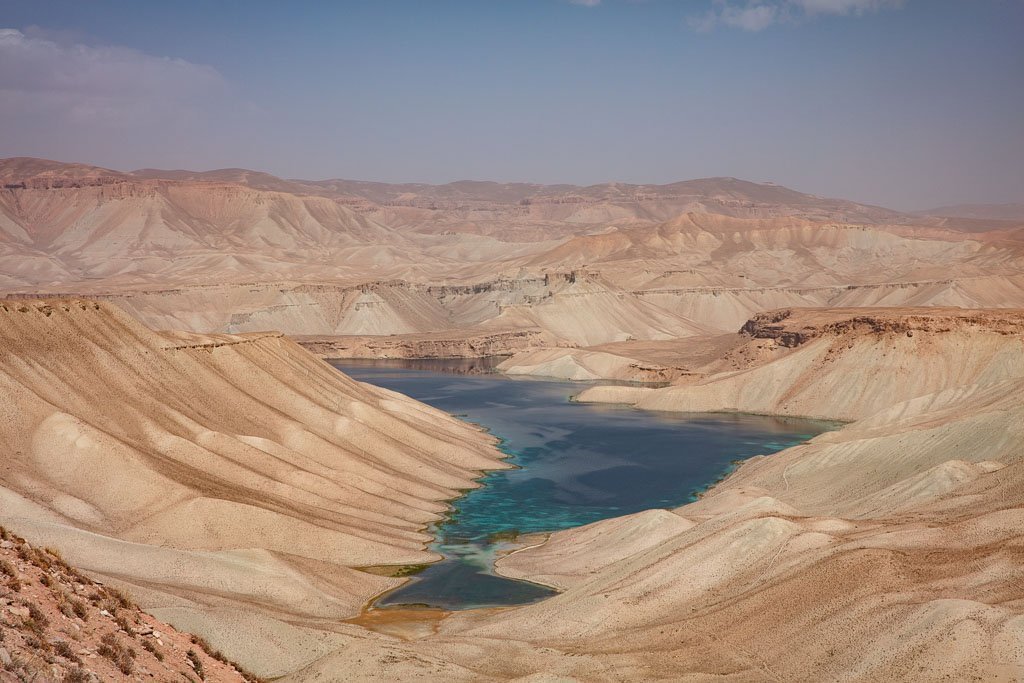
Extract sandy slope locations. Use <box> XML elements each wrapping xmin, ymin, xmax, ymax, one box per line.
<box><xmin>411</xmin><ymin>310</ymin><xmax>1024</xmax><ymax>682</ymax></box>
<box><xmin>0</xmin><ymin>299</ymin><xmax>506</xmax><ymax>677</ymax></box>
<box><xmin>0</xmin><ymin>305</ymin><xmax>1020</xmax><ymax>680</ymax></box>
<box><xmin>4</xmin><ymin>158</ymin><xmax>1024</xmax><ymax>346</ymax></box>
<box><xmin>496</xmin><ymin>347</ymin><xmax>689</xmax><ymax>382</ymax></box>
<box><xmin>3</xmin><ymin>157</ymin><xmax>1024</xmax><ymax>680</ymax></box>
<box><xmin>577</xmin><ymin>307</ymin><xmax>1024</xmax><ymax>420</ymax></box>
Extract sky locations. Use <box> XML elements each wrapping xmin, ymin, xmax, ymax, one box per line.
<box><xmin>0</xmin><ymin>0</ymin><xmax>1021</xmax><ymax>210</ymax></box>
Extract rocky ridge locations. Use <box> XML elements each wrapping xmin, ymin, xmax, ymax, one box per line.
<box><xmin>0</xmin><ymin>525</ymin><xmax>251</xmax><ymax>683</ymax></box>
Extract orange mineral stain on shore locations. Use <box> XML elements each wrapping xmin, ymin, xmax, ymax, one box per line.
<box><xmin>346</xmin><ymin>607</ymin><xmax>450</xmax><ymax>640</ymax></box>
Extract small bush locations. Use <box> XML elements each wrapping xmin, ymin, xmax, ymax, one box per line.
<box><xmin>106</xmin><ymin>587</ymin><xmax>133</xmax><ymax>610</ymax></box>
<box><xmin>114</xmin><ymin>613</ymin><xmax>135</xmax><ymax>636</ymax></box>
<box><xmin>190</xmin><ymin>634</ymin><xmax>228</xmax><ymax>663</ymax></box>
<box><xmin>0</xmin><ymin>559</ymin><xmax>16</xmax><ymax>577</ymax></box>
<box><xmin>4</xmin><ymin>653</ymin><xmax>24</xmax><ymax>673</ymax></box>
<box><xmin>239</xmin><ymin>667</ymin><xmax>268</xmax><ymax>683</ymax></box>
<box><xmin>22</xmin><ymin>633</ymin><xmax>49</xmax><ymax>652</ymax></box>
<box><xmin>186</xmin><ymin>649</ymin><xmax>205</xmax><ymax>680</ymax></box>
<box><xmin>26</xmin><ymin>602</ymin><xmax>49</xmax><ymax>628</ymax></box>
<box><xmin>56</xmin><ymin>593</ymin><xmax>74</xmax><ymax>619</ymax></box>
<box><xmin>63</xmin><ymin>667</ymin><xmax>91</xmax><ymax>683</ymax></box>
<box><xmin>68</xmin><ymin>568</ymin><xmax>92</xmax><ymax>585</ymax></box>
<box><xmin>70</xmin><ymin>598</ymin><xmax>88</xmax><ymax>620</ymax></box>
<box><xmin>98</xmin><ymin>632</ymin><xmax>135</xmax><ymax>675</ymax></box>
<box><xmin>54</xmin><ymin>640</ymin><xmax>83</xmax><ymax>665</ymax></box>
<box><xmin>29</xmin><ymin>548</ymin><xmax>52</xmax><ymax>570</ymax></box>
<box><xmin>141</xmin><ymin>637</ymin><xmax>164</xmax><ymax>662</ymax></box>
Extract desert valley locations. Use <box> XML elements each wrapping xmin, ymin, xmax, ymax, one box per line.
<box><xmin>1</xmin><ymin>2</ymin><xmax>1023</xmax><ymax>680</ymax></box>
<box><xmin>0</xmin><ymin>155</ymin><xmax>1022</xmax><ymax>681</ymax></box>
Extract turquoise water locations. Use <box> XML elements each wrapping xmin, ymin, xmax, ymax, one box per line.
<box><xmin>333</xmin><ymin>359</ymin><xmax>835</xmax><ymax>610</ymax></box>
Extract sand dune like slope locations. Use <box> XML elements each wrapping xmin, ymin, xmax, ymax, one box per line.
<box><xmin>398</xmin><ymin>311</ymin><xmax>1024</xmax><ymax>682</ymax></box>
<box><xmin>578</xmin><ymin>307</ymin><xmax>1024</xmax><ymax>420</ymax></box>
<box><xmin>0</xmin><ymin>299</ymin><xmax>506</xmax><ymax>676</ymax></box>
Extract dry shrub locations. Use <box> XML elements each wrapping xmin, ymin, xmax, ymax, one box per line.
<box><xmin>191</xmin><ymin>634</ymin><xmax>228</xmax><ymax>663</ymax></box>
<box><xmin>141</xmin><ymin>637</ymin><xmax>165</xmax><ymax>662</ymax></box>
<box><xmin>70</xmin><ymin>598</ymin><xmax>89</xmax><ymax>620</ymax></box>
<box><xmin>186</xmin><ymin>649</ymin><xmax>205</xmax><ymax>680</ymax></box>
<box><xmin>114</xmin><ymin>613</ymin><xmax>135</xmax><ymax>636</ymax></box>
<box><xmin>26</xmin><ymin>601</ymin><xmax>49</xmax><ymax>628</ymax></box>
<box><xmin>1</xmin><ymin>559</ymin><xmax>22</xmax><ymax>592</ymax></box>
<box><xmin>54</xmin><ymin>640</ymin><xmax>83</xmax><ymax>665</ymax></box>
<box><xmin>63</xmin><ymin>667</ymin><xmax>91</xmax><ymax>683</ymax></box>
<box><xmin>97</xmin><ymin>632</ymin><xmax>135</xmax><ymax>675</ymax></box>
<box><xmin>106</xmin><ymin>587</ymin><xmax>134</xmax><ymax>610</ymax></box>
<box><xmin>29</xmin><ymin>548</ymin><xmax>52</xmax><ymax>570</ymax></box>
<box><xmin>20</xmin><ymin>600</ymin><xmax>49</xmax><ymax>634</ymax></box>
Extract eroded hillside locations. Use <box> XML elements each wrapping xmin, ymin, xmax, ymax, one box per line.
<box><xmin>3</xmin><ymin>158</ymin><xmax>1024</xmax><ymax>346</ymax></box>
<box><xmin>0</xmin><ymin>299</ymin><xmax>506</xmax><ymax>678</ymax></box>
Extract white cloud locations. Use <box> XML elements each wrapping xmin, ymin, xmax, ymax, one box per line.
<box><xmin>794</xmin><ymin>0</ymin><xmax>903</xmax><ymax>15</ymax></box>
<box><xmin>0</xmin><ymin>28</ymin><xmax>225</xmax><ymax>126</ymax></box>
<box><xmin>720</xmin><ymin>4</ymin><xmax>779</xmax><ymax>30</ymax></box>
<box><xmin>691</xmin><ymin>0</ymin><xmax>902</xmax><ymax>32</ymax></box>
<box><xmin>569</xmin><ymin>0</ymin><xmax>601</xmax><ymax>6</ymax></box>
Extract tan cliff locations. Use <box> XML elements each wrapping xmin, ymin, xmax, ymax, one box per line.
<box><xmin>576</xmin><ymin>307</ymin><xmax>1024</xmax><ymax>420</ymax></box>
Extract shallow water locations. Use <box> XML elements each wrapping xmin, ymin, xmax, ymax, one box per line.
<box><xmin>333</xmin><ymin>359</ymin><xmax>835</xmax><ymax>610</ymax></box>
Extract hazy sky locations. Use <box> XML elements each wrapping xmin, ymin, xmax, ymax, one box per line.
<box><xmin>0</xmin><ymin>0</ymin><xmax>1021</xmax><ymax>209</ymax></box>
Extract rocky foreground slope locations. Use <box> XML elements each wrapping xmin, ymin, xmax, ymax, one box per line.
<box><xmin>0</xmin><ymin>526</ymin><xmax>251</xmax><ymax>682</ymax></box>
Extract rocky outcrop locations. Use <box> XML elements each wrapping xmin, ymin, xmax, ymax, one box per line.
<box><xmin>0</xmin><ymin>525</ymin><xmax>251</xmax><ymax>682</ymax></box>
<box><xmin>579</xmin><ymin>307</ymin><xmax>1024</xmax><ymax>420</ymax></box>
<box><xmin>298</xmin><ymin>328</ymin><xmax>560</xmax><ymax>359</ymax></box>
<box><xmin>740</xmin><ymin>306</ymin><xmax>1024</xmax><ymax>347</ymax></box>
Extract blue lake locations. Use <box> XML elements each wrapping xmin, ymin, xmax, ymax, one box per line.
<box><xmin>332</xmin><ymin>359</ymin><xmax>836</xmax><ymax>611</ymax></box>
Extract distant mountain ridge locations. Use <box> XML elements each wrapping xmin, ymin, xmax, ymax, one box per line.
<box><xmin>2</xmin><ymin>156</ymin><xmax>1023</xmax><ymax>343</ymax></box>
<box><xmin>3</xmin><ymin>156</ymin><xmax>899</xmax><ymax>222</ymax></box>
<box><xmin>918</xmin><ymin>203</ymin><xmax>1024</xmax><ymax>222</ymax></box>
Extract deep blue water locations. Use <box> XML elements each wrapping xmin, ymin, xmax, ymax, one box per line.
<box><xmin>332</xmin><ymin>359</ymin><xmax>835</xmax><ymax>610</ymax></box>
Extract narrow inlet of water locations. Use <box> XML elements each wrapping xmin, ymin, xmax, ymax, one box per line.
<box><xmin>332</xmin><ymin>359</ymin><xmax>837</xmax><ymax>611</ymax></box>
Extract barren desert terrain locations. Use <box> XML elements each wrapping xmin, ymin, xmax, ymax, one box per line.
<box><xmin>1</xmin><ymin>158</ymin><xmax>1023</xmax><ymax>681</ymax></box>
